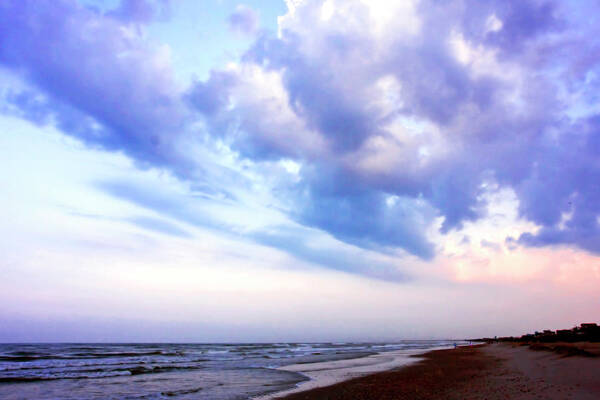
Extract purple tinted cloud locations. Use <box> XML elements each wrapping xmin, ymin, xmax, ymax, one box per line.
<box><xmin>0</xmin><ymin>0</ymin><xmax>187</xmax><ymax>172</ymax></box>
<box><xmin>97</xmin><ymin>179</ymin><xmax>409</xmax><ymax>281</ymax></box>
<box><xmin>191</xmin><ymin>0</ymin><xmax>600</xmax><ymax>257</ymax></box>
<box><xmin>3</xmin><ymin>0</ymin><xmax>600</xmax><ymax>265</ymax></box>
<box><xmin>228</xmin><ymin>5</ymin><xmax>259</xmax><ymax>36</ymax></box>
<box><xmin>127</xmin><ymin>216</ymin><xmax>193</xmax><ymax>238</ymax></box>
<box><xmin>293</xmin><ymin>163</ymin><xmax>437</xmax><ymax>259</ymax></box>
<box><xmin>483</xmin><ymin>1</ymin><xmax>563</xmax><ymax>53</ymax></box>
<box><xmin>108</xmin><ymin>0</ymin><xmax>172</xmax><ymax>23</ymax></box>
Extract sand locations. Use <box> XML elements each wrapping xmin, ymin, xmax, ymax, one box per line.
<box><xmin>481</xmin><ymin>343</ymin><xmax>600</xmax><ymax>399</ymax></box>
<box><xmin>264</xmin><ymin>343</ymin><xmax>600</xmax><ymax>399</ymax></box>
<box><xmin>254</xmin><ymin>347</ymin><xmax>451</xmax><ymax>399</ymax></box>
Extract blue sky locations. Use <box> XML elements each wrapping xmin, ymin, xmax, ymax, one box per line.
<box><xmin>1</xmin><ymin>0</ymin><xmax>600</xmax><ymax>342</ymax></box>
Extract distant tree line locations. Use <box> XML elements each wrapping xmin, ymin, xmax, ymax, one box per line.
<box><xmin>476</xmin><ymin>323</ymin><xmax>600</xmax><ymax>343</ymax></box>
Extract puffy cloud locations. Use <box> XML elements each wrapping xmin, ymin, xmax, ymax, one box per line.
<box><xmin>3</xmin><ymin>0</ymin><xmax>600</xmax><ymax>265</ymax></box>
<box><xmin>188</xmin><ymin>63</ymin><xmax>328</xmax><ymax>160</ymax></box>
<box><xmin>190</xmin><ymin>0</ymin><xmax>600</xmax><ymax>258</ymax></box>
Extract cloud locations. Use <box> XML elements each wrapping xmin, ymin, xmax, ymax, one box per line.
<box><xmin>108</xmin><ymin>0</ymin><xmax>172</xmax><ymax>23</ymax></box>
<box><xmin>96</xmin><ymin>180</ymin><xmax>226</xmax><ymax>232</ymax></box>
<box><xmin>3</xmin><ymin>0</ymin><xmax>600</xmax><ymax>265</ymax></box>
<box><xmin>248</xmin><ymin>227</ymin><xmax>410</xmax><ymax>281</ymax></box>
<box><xmin>228</xmin><ymin>5</ymin><xmax>260</xmax><ymax>36</ymax></box>
<box><xmin>0</xmin><ymin>0</ymin><xmax>188</xmax><ymax>174</ymax></box>
<box><xmin>293</xmin><ymin>163</ymin><xmax>437</xmax><ymax>259</ymax></box>
<box><xmin>96</xmin><ymin>179</ymin><xmax>410</xmax><ymax>281</ymax></box>
<box><xmin>483</xmin><ymin>1</ymin><xmax>563</xmax><ymax>53</ymax></box>
<box><xmin>189</xmin><ymin>0</ymin><xmax>600</xmax><ymax>258</ymax></box>
<box><xmin>127</xmin><ymin>216</ymin><xmax>193</xmax><ymax>238</ymax></box>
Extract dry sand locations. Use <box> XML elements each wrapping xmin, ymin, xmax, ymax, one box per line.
<box><xmin>266</xmin><ymin>343</ymin><xmax>600</xmax><ymax>399</ymax></box>
<box><xmin>480</xmin><ymin>343</ymin><xmax>600</xmax><ymax>399</ymax></box>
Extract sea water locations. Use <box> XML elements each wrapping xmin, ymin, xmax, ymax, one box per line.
<box><xmin>0</xmin><ymin>341</ymin><xmax>455</xmax><ymax>399</ymax></box>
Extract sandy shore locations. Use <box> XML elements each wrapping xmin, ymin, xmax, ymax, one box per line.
<box><xmin>266</xmin><ymin>343</ymin><xmax>600</xmax><ymax>399</ymax></box>
<box><xmin>254</xmin><ymin>347</ymin><xmax>451</xmax><ymax>399</ymax></box>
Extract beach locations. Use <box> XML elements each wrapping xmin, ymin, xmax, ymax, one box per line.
<box><xmin>255</xmin><ymin>346</ymin><xmax>451</xmax><ymax>399</ymax></box>
<box><xmin>0</xmin><ymin>342</ymin><xmax>453</xmax><ymax>399</ymax></box>
<box><xmin>268</xmin><ymin>343</ymin><xmax>600</xmax><ymax>399</ymax></box>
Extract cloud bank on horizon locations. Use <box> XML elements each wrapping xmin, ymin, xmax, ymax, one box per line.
<box><xmin>1</xmin><ymin>0</ymin><xmax>600</xmax><ymax>279</ymax></box>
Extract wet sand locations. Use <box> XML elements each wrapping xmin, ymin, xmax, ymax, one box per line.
<box><xmin>270</xmin><ymin>343</ymin><xmax>600</xmax><ymax>399</ymax></box>
<box><xmin>255</xmin><ymin>347</ymin><xmax>448</xmax><ymax>399</ymax></box>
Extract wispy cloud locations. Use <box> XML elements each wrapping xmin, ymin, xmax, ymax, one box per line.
<box><xmin>96</xmin><ymin>179</ymin><xmax>410</xmax><ymax>281</ymax></box>
<box><xmin>2</xmin><ymin>0</ymin><xmax>600</xmax><ymax>266</ymax></box>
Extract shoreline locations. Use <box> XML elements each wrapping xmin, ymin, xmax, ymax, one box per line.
<box><xmin>264</xmin><ymin>343</ymin><xmax>600</xmax><ymax>400</ymax></box>
<box><xmin>255</xmin><ymin>345</ymin><xmax>454</xmax><ymax>399</ymax></box>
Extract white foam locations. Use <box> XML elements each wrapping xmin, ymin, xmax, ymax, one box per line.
<box><xmin>254</xmin><ymin>346</ymin><xmax>451</xmax><ymax>399</ymax></box>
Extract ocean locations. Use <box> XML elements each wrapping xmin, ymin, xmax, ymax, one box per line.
<box><xmin>0</xmin><ymin>341</ymin><xmax>455</xmax><ymax>399</ymax></box>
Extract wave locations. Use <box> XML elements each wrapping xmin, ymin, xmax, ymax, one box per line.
<box><xmin>0</xmin><ymin>351</ymin><xmax>184</xmax><ymax>362</ymax></box>
<box><xmin>161</xmin><ymin>387</ymin><xmax>203</xmax><ymax>396</ymax></box>
<box><xmin>0</xmin><ymin>376</ymin><xmax>60</xmax><ymax>383</ymax></box>
<box><xmin>0</xmin><ymin>364</ymin><xmax>206</xmax><ymax>384</ymax></box>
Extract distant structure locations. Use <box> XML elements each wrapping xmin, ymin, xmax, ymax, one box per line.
<box><xmin>476</xmin><ymin>323</ymin><xmax>600</xmax><ymax>343</ymax></box>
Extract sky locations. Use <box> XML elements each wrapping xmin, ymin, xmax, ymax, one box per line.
<box><xmin>1</xmin><ymin>0</ymin><xmax>599</xmax><ymax>342</ymax></box>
